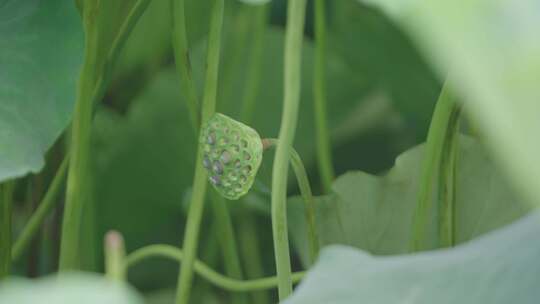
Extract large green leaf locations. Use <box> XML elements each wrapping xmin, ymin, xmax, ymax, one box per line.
<box><xmin>0</xmin><ymin>273</ymin><xmax>143</xmax><ymax>304</ymax></box>
<box><xmin>289</xmin><ymin>136</ymin><xmax>530</xmax><ymax>265</ymax></box>
<box><xmin>0</xmin><ymin>0</ymin><xmax>83</xmax><ymax>181</ymax></box>
<box><xmin>286</xmin><ymin>211</ymin><xmax>540</xmax><ymax>304</ymax></box>
<box><xmin>358</xmin><ymin>0</ymin><xmax>540</xmax><ymax>206</ymax></box>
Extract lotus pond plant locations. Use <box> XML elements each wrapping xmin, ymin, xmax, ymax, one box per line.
<box><xmin>0</xmin><ymin>0</ymin><xmax>539</xmax><ymax>303</ymax></box>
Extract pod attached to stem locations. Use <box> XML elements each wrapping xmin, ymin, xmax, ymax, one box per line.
<box><xmin>200</xmin><ymin>113</ymin><xmax>263</xmax><ymax>200</ymax></box>
<box><xmin>199</xmin><ymin>113</ymin><xmax>319</xmax><ymax>262</ymax></box>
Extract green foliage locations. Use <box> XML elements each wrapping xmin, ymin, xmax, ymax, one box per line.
<box><xmin>0</xmin><ymin>273</ymin><xmax>143</xmax><ymax>304</ymax></box>
<box><xmin>207</xmin><ymin>26</ymin><xmax>369</xmax><ymax>184</ymax></box>
<box><xmin>330</xmin><ymin>0</ymin><xmax>441</xmax><ymax>138</ymax></box>
<box><xmin>144</xmin><ymin>288</ymin><xmax>221</xmax><ymax>304</ymax></box>
<box><xmin>285</xmin><ymin>211</ymin><xmax>540</xmax><ymax>304</ymax></box>
<box><xmin>92</xmin><ymin>70</ymin><xmax>197</xmax><ymax>288</ymax></box>
<box><xmin>360</xmin><ymin>0</ymin><xmax>540</xmax><ymax>207</ymax></box>
<box><xmin>289</xmin><ymin>136</ymin><xmax>530</xmax><ymax>265</ymax></box>
<box><xmin>0</xmin><ymin>0</ymin><xmax>83</xmax><ymax>181</ymax></box>
<box><xmin>113</xmin><ymin>0</ymin><xmax>212</xmax><ymax>79</ymax></box>
<box><xmin>1</xmin><ymin>0</ymin><xmax>539</xmax><ymax>302</ymax></box>
<box><xmin>90</xmin><ymin>22</ymin><xmax>370</xmax><ymax>255</ymax></box>
<box><xmin>113</xmin><ymin>0</ymin><xmax>172</xmax><ymax>79</ymax></box>
<box><xmin>83</xmin><ymin>0</ymin><xmax>138</xmax><ymax>73</ymax></box>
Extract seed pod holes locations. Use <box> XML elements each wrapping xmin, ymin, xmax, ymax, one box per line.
<box><xmin>199</xmin><ymin>113</ymin><xmax>263</xmax><ymax>200</ymax></box>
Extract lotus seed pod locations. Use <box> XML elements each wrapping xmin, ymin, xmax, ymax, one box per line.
<box><xmin>199</xmin><ymin>113</ymin><xmax>263</xmax><ymax>200</ymax></box>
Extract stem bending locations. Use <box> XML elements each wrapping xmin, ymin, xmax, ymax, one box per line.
<box><xmin>263</xmin><ymin>139</ymin><xmax>319</xmax><ymax>264</ymax></box>
<box><xmin>271</xmin><ymin>0</ymin><xmax>308</xmax><ymax>299</ymax></box>
<box><xmin>12</xmin><ymin>156</ymin><xmax>69</xmax><ymax>261</ymax></box>
<box><xmin>410</xmin><ymin>83</ymin><xmax>460</xmax><ymax>252</ymax></box>
<box><xmin>127</xmin><ymin>244</ymin><xmax>305</xmax><ymax>292</ymax></box>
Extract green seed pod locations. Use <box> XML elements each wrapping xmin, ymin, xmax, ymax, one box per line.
<box><xmin>200</xmin><ymin>113</ymin><xmax>263</xmax><ymax>200</ymax></box>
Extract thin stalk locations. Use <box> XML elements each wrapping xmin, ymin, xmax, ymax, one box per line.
<box><xmin>171</xmin><ymin>0</ymin><xmax>246</xmax><ymax>297</ymax></box>
<box><xmin>104</xmin><ymin>231</ymin><xmax>126</xmax><ymax>281</ymax></box>
<box><xmin>196</xmin><ymin>222</ymin><xmax>222</xmax><ymax>301</ymax></box>
<box><xmin>237</xmin><ymin>210</ymin><xmax>270</xmax><ymax>304</ymax></box>
<box><xmin>175</xmin><ymin>1</ymin><xmax>224</xmax><ymax>303</ymax></box>
<box><xmin>264</xmin><ymin>138</ymin><xmax>319</xmax><ymax>264</ymax></box>
<box><xmin>171</xmin><ymin>0</ymin><xmax>246</xmax><ymax>302</ymax></box>
<box><xmin>313</xmin><ymin>0</ymin><xmax>335</xmax><ymax>193</ymax></box>
<box><xmin>25</xmin><ymin>175</ymin><xmax>41</xmax><ymax>277</ymax></box>
<box><xmin>240</xmin><ymin>4</ymin><xmax>269</xmax><ymax>122</ymax></box>
<box><xmin>59</xmin><ymin>2</ymin><xmax>99</xmax><ymax>270</ymax></box>
<box><xmin>439</xmin><ymin>106</ymin><xmax>461</xmax><ymax>247</ymax></box>
<box><xmin>237</xmin><ymin>7</ymin><xmax>271</xmax><ymax>303</ymax></box>
<box><xmin>410</xmin><ymin>83</ymin><xmax>458</xmax><ymax>252</ymax></box>
<box><xmin>209</xmin><ymin>192</ymin><xmax>248</xmax><ymax>304</ymax></box>
<box><xmin>220</xmin><ymin>5</ymin><xmax>251</xmax><ymax>111</ymax></box>
<box><xmin>271</xmin><ymin>0</ymin><xmax>308</xmax><ymax>299</ymax></box>
<box><xmin>12</xmin><ymin>156</ymin><xmax>69</xmax><ymax>261</ymax></box>
<box><xmin>0</xmin><ymin>181</ymin><xmax>15</xmax><ymax>279</ymax></box>
<box><xmin>174</xmin><ymin>80</ymin><xmax>211</xmax><ymax>304</ymax></box>
<box><xmin>290</xmin><ymin>148</ymin><xmax>319</xmax><ymax>261</ymax></box>
<box><xmin>171</xmin><ymin>0</ymin><xmax>200</xmax><ymax>129</ymax></box>
<box><xmin>90</xmin><ymin>0</ymin><xmax>152</xmax><ymax>107</ymax></box>
<box><xmin>60</xmin><ymin>0</ymin><xmax>151</xmax><ymax>270</ymax></box>
<box><xmin>127</xmin><ymin>244</ymin><xmax>305</xmax><ymax>292</ymax></box>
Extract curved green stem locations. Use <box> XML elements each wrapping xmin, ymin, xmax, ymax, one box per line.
<box><xmin>12</xmin><ymin>156</ymin><xmax>69</xmax><ymax>261</ymax></box>
<box><xmin>313</xmin><ymin>0</ymin><xmax>335</xmax><ymax>193</ymax></box>
<box><xmin>410</xmin><ymin>82</ymin><xmax>459</xmax><ymax>252</ymax></box>
<box><xmin>127</xmin><ymin>245</ymin><xmax>305</xmax><ymax>292</ymax></box>
<box><xmin>271</xmin><ymin>0</ymin><xmax>308</xmax><ymax>299</ymax></box>
<box><xmin>171</xmin><ymin>0</ymin><xmax>200</xmax><ymax>130</ymax></box>
<box><xmin>0</xmin><ymin>181</ymin><xmax>15</xmax><ymax>279</ymax></box>
<box><xmin>264</xmin><ymin>139</ymin><xmax>319</xmax><ymax>264</ymax></box>
<box><xmin>175</xmin><ymin>1</ymin><xmax>224</xmax><ymax>303</ymax></box>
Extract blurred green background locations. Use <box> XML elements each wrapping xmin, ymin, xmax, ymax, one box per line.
<box><xmin>9</xmin><ymin>0</ymin><xmax>443</xmax><ymax>302</ymax></box>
